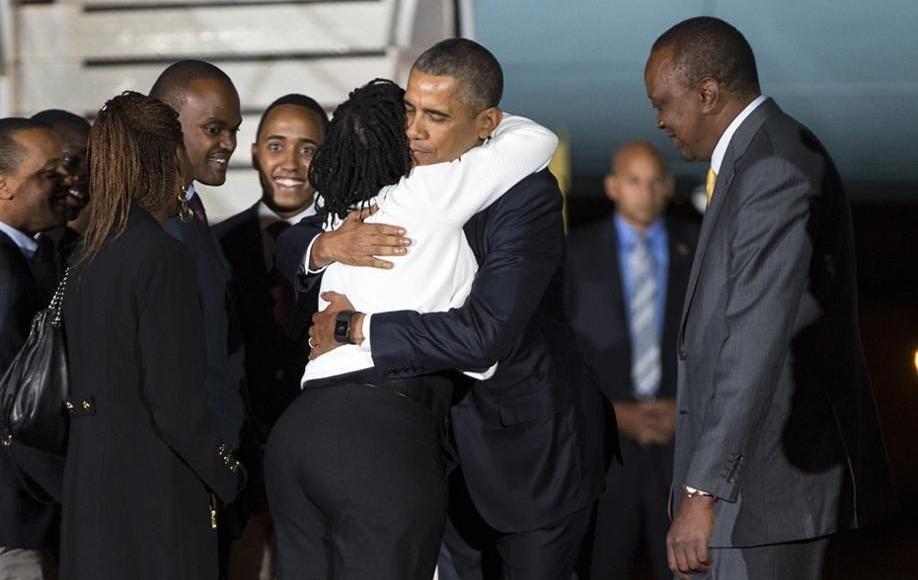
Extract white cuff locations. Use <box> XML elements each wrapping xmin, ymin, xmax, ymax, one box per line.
<box><xmin>359</xmin><ymin>314</ymin><xmax>372</xmax><ymax>352</ymax></box>
<box><xmin>303</xmin><ymin>234</ymin><xmax>328</xmax><ymax>275</ymax></box>
<box><xmin>462</xmin><ymin>362</ymin><xmax>498</xmax><ymax>381</ymax></box>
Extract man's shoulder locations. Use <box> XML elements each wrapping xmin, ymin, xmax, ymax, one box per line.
<box><xmin>0</xmin><ymin>234</ymin><xmax>29</xmax><ymax>277</ymax></box>
<box><xmin>568</xmin><ymin>216</ymin><xmax>611</xmax><ymax>244</ymax></box>
<box><xmin>484</xmin><ymin>169</ymin><xmax>562</xmax><ymax>215</ymax></box>
<box><xmin>742</xmin><ymin>104</ymin><xmax>832</xmax><ymax>176</ymax></box>
<box><xmin>214</xmin><ymin>202</ymin><xmax>260</xmax><ymax>243</ymax></box>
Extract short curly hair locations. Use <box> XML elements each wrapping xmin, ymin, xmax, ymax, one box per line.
<box><xmin>652</xmin><ymin>17</ymin><xmax>761</xmax><ymax>98</ymax></box>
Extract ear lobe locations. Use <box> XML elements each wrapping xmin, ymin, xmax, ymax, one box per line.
<box><xmin>663</xmin><ymin>174</ymin><xmax>676</xmax><ymax>199</ymax></box>
<box><xmin>251</xmin><ymin>144</ymin><xmax>259</xmax><ymax>172</ymax></box>
<box><xmin>604</xmin><ymin>175</ymin><xmax>618</xmax><ymax>202</ymax></box>
<box><xmin>477</xmin><ymin>107</ymin><xmax>502</xmax><ymax>140</ymax></box>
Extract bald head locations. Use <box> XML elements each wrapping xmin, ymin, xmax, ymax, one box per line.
<box><xmin>150</xmin><ymin>59</ymin><xmax>237</xmax><ymax>112</ymax></box>
<box><xmin>612</xmin><ymin>140</ymin><xmax>667</xmax><ymax>176</ymax></box>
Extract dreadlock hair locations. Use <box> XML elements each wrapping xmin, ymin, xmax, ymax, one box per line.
<box><xmin>81</xmin><ymin>91</ymin><xmax>184</xmax><ymax>263</ymax></box>
<box><xmin>309</xmin><ymin>79</ymin><xmax>411</xmax><ymax>220</ymax></box>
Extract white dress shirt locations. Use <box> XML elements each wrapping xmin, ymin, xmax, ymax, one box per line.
<box><xmin>710</xmin><ymin>95</ymin><xmax>768</xmax><ymax>175</ymax></box>
<box><xmin>258</xmin><ymin>200</ymin><xmax>316</xmax><ymax>271</ymax></box>
<box><xmin>301</xmin><ymin>114</ymin><xmax>558</xmax><ymax>383</ymax></box>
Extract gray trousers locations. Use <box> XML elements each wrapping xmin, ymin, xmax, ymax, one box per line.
<box><xmin>688</xmin><ymin>535</ymin><xmax>832</xmax><ymax>580</ymax></box>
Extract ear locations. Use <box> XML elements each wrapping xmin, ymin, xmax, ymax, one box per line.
<box><xmin>475</xmin><ymin>107</ymin><xmax>503</xmax><ymax>140</ymax></box>
<box><xmin>604</xmin><ymin>174</ymin><xmax>619</xmax><ymax>203</ymax></box>
<box><xmin>0</xmin><ymin>176</ymin><xmax>12</xmax><ymax>201</ymax></box>
<box><xmin>251</xmin><ymin>143</ymin><xmax>259</xmax><ymax>172</ymax></box>
<box><xmin>662</xmin><ymin>174</ymin><xmax>675</xmax><ymax>200</ymax></box>
<box><xmin>697</xmin><ymin>77</ymin><xmax>720</xmax><ymax>114</ymax></box>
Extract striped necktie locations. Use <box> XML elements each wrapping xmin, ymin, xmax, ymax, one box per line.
<box><xmin>629</xmin><ymin>235</ymin><xmax>661</xmax><ymax>399</ymax></box>
<box><xmin>706</xmin><ymin>167</ymin><xmax>717</xmax><ymax>202</ymax></box>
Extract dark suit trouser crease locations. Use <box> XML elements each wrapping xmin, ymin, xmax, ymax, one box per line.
<box><xmin>691</xmin><ymin>534</ymin><xmax>833</xmax><ymax>580</ymax></box>
<box><xmin>581</xmin><ymin>441</ymin><xmax>671</xmax><ymax>580</ymax></box>
<box><xmin>265</xmin><ymin>376</ymin><xmax>451</xmax><ymax>580</ymax></box>
<box><xmin>438</xmin><ymin>467</ymin><xmax>591</xmax><ymax>580</ymax></box>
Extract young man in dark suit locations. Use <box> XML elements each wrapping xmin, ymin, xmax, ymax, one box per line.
<box><xmin>567</xmin><ymin>141</ymin><xmax>698</xmax><ymax>580</ymax></box>
<box><xmin>645</xmin><ymin>17</ymin><xmax>895</xmax><ymax>578</ymax></box>
<box><xmin>150</xmin><ymin>60</ymin><xmax>248</xmax><ymax>577</ymax></box>
<box><xmin>292</xmin><ymin>39</ymin><xmax>610</xmax><ymax>580</ymax></box>
<box><xmin>150</xmin><ymin>59</ymin><xmax>246</xmax><ymax>454</ymax></box>
<box><xmin>215</xmin><ymin>94</ymin><xmax>327</xmax><ymax>579</ymax></box>
<box><xmin>0</xmin><ymin>118</ymin><xmax>69</xmax><ymax>580</ymax></box>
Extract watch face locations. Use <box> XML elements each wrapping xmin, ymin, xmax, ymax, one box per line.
<box><xmin>334</xmin><ymin>310</ymin><xmax>354</xmax><ymax>344</ymax></box>
<box><xmin>334</xmin><ymin>318</ymin><xmax>349</xmax><ymax>343</ymax></box>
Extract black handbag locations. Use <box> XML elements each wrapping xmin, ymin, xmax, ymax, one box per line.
<box><xmin>0</xmin><ymin>266</ymin><xmax>70</xmax><ymax>457</ymax></box>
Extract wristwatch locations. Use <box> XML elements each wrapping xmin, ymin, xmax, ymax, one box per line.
<box><xmin>333</xmin><ymin>310</ymin><xmax>356</xmax><ymax>344</ymax></box>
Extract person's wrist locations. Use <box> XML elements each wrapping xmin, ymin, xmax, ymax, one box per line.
<box><xmin>310</xmin><ymin>232</ymin><xmax>334</xmax><ymax>270</ymax></box>
<box><xmin>684</xmin><ymin>485</ymin><xmax>718</xmax><ymax>503</ymax></box>
<box><xmin>349</xmin><ymin>312</ymin><xmax>365</xmax><ymax>346</ymax></box>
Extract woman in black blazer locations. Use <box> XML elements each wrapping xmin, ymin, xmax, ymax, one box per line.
<box><xmin>60</xmin><ymin>92</ymin><xmax>239</xmax><ymax>579</ymax></box>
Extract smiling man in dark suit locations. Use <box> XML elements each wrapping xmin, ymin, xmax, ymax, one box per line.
<box><xmin>150</xmin><ymin>59</ymin><xmax>246</xmax><ymax>454</ymax></box>
<box><xmin>0</xmin><ymin>118</ymin><xmax>69</xmax><ymax>580</ymax></box>
<box><xmin>215</xmin><ymin>94</ymin><xmax>327</xmax><ymax>579</ymax></box>
<box><xmin>644</xmin><ymin>17</ymin><xmax>895</xmax><ymax>579</ymax></box>
<box><xmin>150</xmin><ymin>60</ymin><xmax>249</xmax><ymax>577</ymax></box>
<box><xmin>567</xmin><ymin>141</ymin><xmax>698</xmax><ymax>580</ymax></box>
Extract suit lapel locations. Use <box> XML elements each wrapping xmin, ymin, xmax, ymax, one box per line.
<box><xmin>602</xmin><ymin>220</ymin><xmax>628</xmax><ymax>333</ymax></box>
<box><xmin>241</xmin><ymin>204</ymin><xmax>270</xmax><ymax>278</ymax></box>
<box><xmin>662</xmin><ymin>222</ymin><xmax>693</xmax><ymax>396</ymax></box>
<box><xmin>678</xmin><ymin>99</ymin><xmax>779</xmax><ymax>339</ymax></box>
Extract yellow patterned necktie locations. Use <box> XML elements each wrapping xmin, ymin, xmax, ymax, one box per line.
<box><xmin>705</xmin><ymin>167</ymin><xmax>717</xmax><ymax>202</ymax></box>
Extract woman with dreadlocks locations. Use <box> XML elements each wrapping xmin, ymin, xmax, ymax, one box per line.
<box><xmin>60</xmin><ymin>91</ymin><xmax>239</xmax><ymax>580</ymax></box>
<box><xmin>264</xmin><ymin>78</ymin><xmax>556</xmax><ymax>580</ymax></box>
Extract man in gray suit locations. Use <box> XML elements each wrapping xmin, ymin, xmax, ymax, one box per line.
<box><xmin>643</xmin><ymin>17</ymin><xmax>895</xmax><ymax>578</ymax></box>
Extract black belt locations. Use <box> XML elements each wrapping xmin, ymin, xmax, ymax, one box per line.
<box><xmin>304</xmin><ymin>368</ymin><xmax>435</xmax><ymax>412</ymax></box>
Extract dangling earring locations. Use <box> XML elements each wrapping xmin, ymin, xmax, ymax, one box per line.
<box><xmin>178</xmin><ymin>188</ymin><xmax>193</xmax><ymax>223</ymax></box>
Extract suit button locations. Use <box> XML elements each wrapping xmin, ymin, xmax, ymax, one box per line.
<box><xmin>678</xmin><ymin>348</ymin><xmax>687</xmax><ymax>361</ymax></box>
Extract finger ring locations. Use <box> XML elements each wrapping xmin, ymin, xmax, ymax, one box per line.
<box><xmin>308</xmin><ymin>337</ymin><xmax>317</xmax><ymax>349</ymax></box>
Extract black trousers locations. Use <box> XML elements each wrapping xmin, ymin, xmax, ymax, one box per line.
<box><xmin>579</xmin><ymin>442</ymin><xmax>672</xmax><ymax>580</ymax></box>
<box><xmin>264</xmin><ymin>371</ymin><xmax>452</xmax><ymax>580</ymax></box>
<box><xmin>437</xmin><ymin>467</ymin><xmax>591</xmax><ymax>580</ymax></box>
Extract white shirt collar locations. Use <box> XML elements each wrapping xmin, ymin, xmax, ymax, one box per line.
<box><xmin>0</xmin><ymin>219</ymin><xmax>38</xmax><ymax>258</ymax></box>
<box><xmin>185</xmin><ymin>182</ymin><xmax>197</xmax><ymax>200</ymax></box>
<box><xmin>710</xmin><ymin>95</ymin><xmax>768</xmax><ymax>175</ymax></box>
<box><xmin>257</xmin><ymin>198</ymin><xmax>317</xmax><ymax>231</ymax></box>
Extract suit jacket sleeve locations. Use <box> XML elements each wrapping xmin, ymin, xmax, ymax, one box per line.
<box><xmin>370</xmin><ymin>174</ymin><xmax>563</xmax><ymax>375</ymax></box>
<box><xmin>136</xmin><ymin>241</ymin><xmax>238</xmax><ymax>503</ymax></box>
<box><xmin>0</xmin><ymin>259</ymin><xmax>34</xmax><ymax>370</ymax></box>
<box><xmin>274</xmin><ymin>214</ymin><xmax>325</xmax><ymax>293</ymax></box>
<box><xmin>407</xmin><ymin>114</ymin><xmax>557</xmax><ymax>227</ymax></box>
<box><xmin>686</xmin><ymin>158</ymin><xmax>814</xmax><ymax>501</ymax></box>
